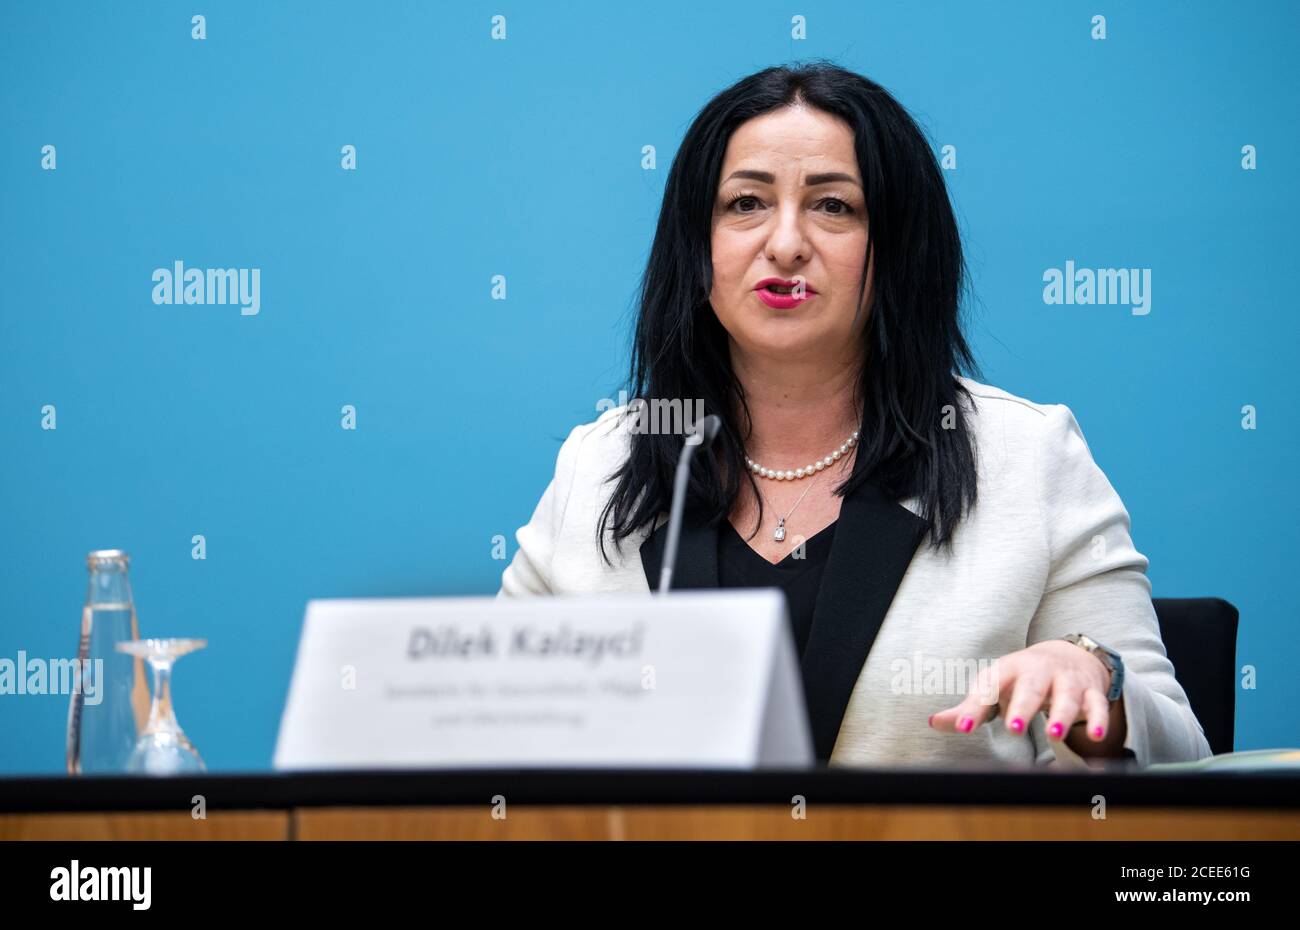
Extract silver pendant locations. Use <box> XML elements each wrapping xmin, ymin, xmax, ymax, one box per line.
<box><xmin>773</xmin><ymin>518</ymin><xmax>786</xmax><ymax>542</ymax></box>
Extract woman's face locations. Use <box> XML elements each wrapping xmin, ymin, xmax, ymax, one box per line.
<box><xmin>709</xmin><ymin>104</ymin><xmax>872</xmax><ymax>365</ymax></box>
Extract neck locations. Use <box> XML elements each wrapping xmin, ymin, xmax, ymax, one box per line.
<box><xmin>730</xmin><ymin>342</ymin><xmax>863</xmax><ymax>469</ymax></box>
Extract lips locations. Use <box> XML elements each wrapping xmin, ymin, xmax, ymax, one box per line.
<box><xmin>754</xmin><ymin>277</ymin><xmax>817</xmax><ymax>309</ymax></box>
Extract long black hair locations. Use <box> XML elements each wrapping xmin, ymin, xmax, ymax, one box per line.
<box><xmin>599</xmin><ymin>61</ymin><xmax>980</xmax><ymax>560</ymax></box>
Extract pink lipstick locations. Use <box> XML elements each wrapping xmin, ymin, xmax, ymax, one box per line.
<box><xmin>754</xmin><ymin>277</ymin><xmax>817</xmax><ymax>309</ymax></box>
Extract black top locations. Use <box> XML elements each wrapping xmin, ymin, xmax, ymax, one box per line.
<box><xmin>637</xmin><ymin>481</ymin><xmax>933</xmax><ymax>763</ymax></box>
<box><xmin>717</xmin><ymin>519</ymin><xmax>838</xmax><ymax>658</ymax></box>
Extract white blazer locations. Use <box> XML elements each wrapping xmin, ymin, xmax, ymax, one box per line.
<box><xmin>498</xmin><ymin>377</ymin><xmax>1214</xmax><ymax>770</ymax></box>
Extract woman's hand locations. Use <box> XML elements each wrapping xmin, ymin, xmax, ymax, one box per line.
<box><xmin>928</xmin><ymin>639</ymin><xmax>1127</xmax><ymax>756</ymax></box>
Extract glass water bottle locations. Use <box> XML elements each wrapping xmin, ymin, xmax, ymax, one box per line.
<box><xmin>66</xmin><ymin>550</ymin><xmax>151</xmax><ymax>774</ymax></box>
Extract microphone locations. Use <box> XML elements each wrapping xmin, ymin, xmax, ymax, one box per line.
<box><xmin>658</xmin><ymin>414</ymin><xmax>722</xmax><ymax>594</ymax></box>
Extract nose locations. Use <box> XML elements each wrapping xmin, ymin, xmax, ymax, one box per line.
<box><xmin>763</xmin><ymin>203</ymin><xmax>811</xmax><ymax>268</ymax></box>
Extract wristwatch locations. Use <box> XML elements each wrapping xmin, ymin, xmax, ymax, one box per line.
<box><xmin>1062</xmin><ymin>633</ymin><xmax>1125</xmax><ymax>702</ymax></box>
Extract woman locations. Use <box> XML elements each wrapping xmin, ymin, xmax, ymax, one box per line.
<box><xmin>498</xmin><ymin>62</ymin><xmax>1212</xmax><ymax>770</ymax></box>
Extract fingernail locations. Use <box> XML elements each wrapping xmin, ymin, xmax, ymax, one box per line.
<box><xmin>1009</xmin><ymin>717</ymin><xmax>1025</xmax><ymax>733</ymax></box>
<box><xmin>958</xmin><ymin>716</ymin><xmax>974</xmax><ymax>733</ymax></box>
<box><xmin>1093</xmin><ymin>725</ymin><xmax>1105</xmax><ymax>740</ymax></box>
<box><xmin>927</xmin><ymin>714</ymin><xmax>935</xmax><ymax>728</ymax></box>
<box><xmin>1048</xmin><ymin>721</ymin><xmax>1065</xmax><ymax>739</ymax></box>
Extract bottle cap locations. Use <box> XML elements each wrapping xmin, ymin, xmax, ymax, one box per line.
<box><xmin>86</xmin><ymin>549</ymin><xmax>129</xmax><ymax>567</ymax></box>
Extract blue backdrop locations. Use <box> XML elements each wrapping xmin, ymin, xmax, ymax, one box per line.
<box><xmin>2</xmin><ymin>0</ymin><xmax>1296</xmax><ymax>774</ymax></box>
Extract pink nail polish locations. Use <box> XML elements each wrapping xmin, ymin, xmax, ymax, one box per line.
<box><xmin>958</xmin><ymin>716</ymin><xmax>974</xmax><ymax>733</ymax></box>
<box><xmin>927</xmin><ymin>714</ymin><xmax>934</xmax><ymax>727</ymax></box>
<box><xmin>1009</xmin><ymin>717</ymin><xmax>1024</xmax><ymax>733</ymax></box>
<box><xmin>1093</xmin><ymin>726</ymin><xmax>1105</xmax><ymax>740</ymax></box>
<box><xmin>1048</xmin><ymin>721</ymin><xmax>1064</xmax><ymax>739</ymax></box>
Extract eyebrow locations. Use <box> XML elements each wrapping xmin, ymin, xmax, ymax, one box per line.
<box><xmin>721</xmin><ymin>169</ymin><xmax>861</xmax><ymax>187</ymax></box>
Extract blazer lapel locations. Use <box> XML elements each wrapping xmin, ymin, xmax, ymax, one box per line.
<box><xmin>637</xmin><ymin>481</ymin><xmax>928</xmax><ymax>764</ymax></box>
<box><xmin>801</xmin><ymin>481</ymin><xmax>929</xmax><ymax>762</ymax></box>
<box><xmin>639</xmin><ymin>509</ymin><xmax>719</xmax><ymax>591</ymax></box>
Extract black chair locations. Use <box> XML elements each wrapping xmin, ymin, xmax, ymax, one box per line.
<box><xmin>1151</xmin><ymin>598</ymin><xmax>1239</xmax><ymax>756</ymax></box>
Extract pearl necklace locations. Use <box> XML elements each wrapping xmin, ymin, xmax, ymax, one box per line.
<box><xmin>744</xmin><ymin>428</ymin><xmax>860</xmax><ymax>482</ymax></box>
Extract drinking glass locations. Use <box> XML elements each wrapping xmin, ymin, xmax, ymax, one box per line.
<box><xmin>114</xmin><ymin>638</ymin><xmax>207</xmax><ymax>775</ymax></box>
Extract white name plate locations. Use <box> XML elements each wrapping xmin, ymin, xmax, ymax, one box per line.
<box><xmin>273</xmin><ymin>589</ymin><xmax>812</xmax><ymax>770</ymax></box>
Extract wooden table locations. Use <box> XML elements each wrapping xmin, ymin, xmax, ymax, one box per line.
<box><xmin>2</xmin><ymin>767</ymin><xmax>1297</xmax><ymax>840</ymax></box>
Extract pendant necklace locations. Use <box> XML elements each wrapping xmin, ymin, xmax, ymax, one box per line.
<box><xmin>746</xmin><ymin>425</ymin><xmax>861</xmax><ymax>541</ymax></box>
<box><xmin>769</xmin><ymin>473</ymin><xmax>819</xmax><ymax>543</ymax></box>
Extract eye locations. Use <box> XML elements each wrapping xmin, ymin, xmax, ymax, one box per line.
<box><xmin>723</xmin><ymin>192</ymin><xmax>762</xmax><ymax>213</ymax></box>
<box><xmin>818</xmin><ymin>197</ymin><xmax>855</xmax><ymax>216</ymax></box>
